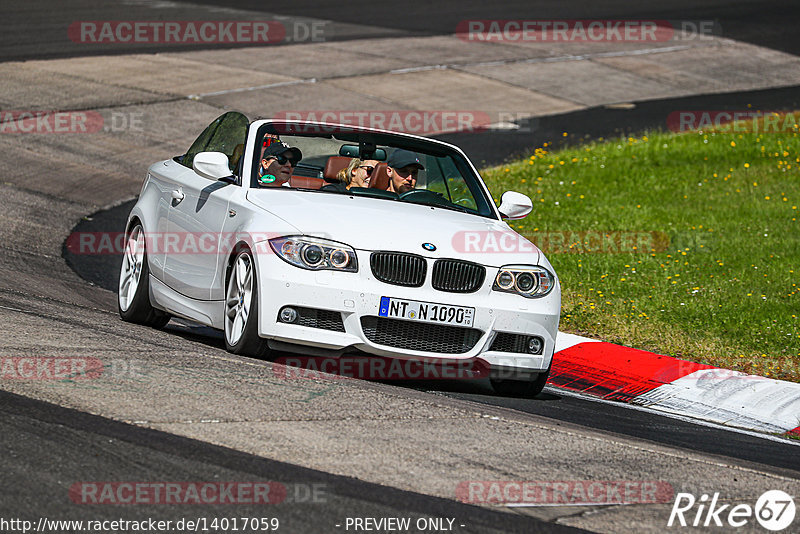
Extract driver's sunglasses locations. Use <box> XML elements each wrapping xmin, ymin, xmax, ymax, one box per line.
<box><xmin>358</xmin><ymin>165</ymin><xmax>375</xmax><ymax>176</ymax></box>
<box><xmin>273</xmin><ymin>154</ymin><xmax>299</xmax><ymax>166</ymax></box>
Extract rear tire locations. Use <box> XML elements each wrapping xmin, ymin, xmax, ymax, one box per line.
<box><xmin>224</xmin><ymin>248</ymin><xmax>270</xmax><ymax>357</ymax></box>
<box><xmin>118</xmin><ymin>223</ymin><xmax>170</xmax><ymax>328</ymax></box>
<box><xmin>491</xmin><ymin>367</ymin><xmax>550</xmax><ymax>398</ymax></box>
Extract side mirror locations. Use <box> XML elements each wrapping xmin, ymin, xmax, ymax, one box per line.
<box><xmin>498</xmin><ymin>191</ymin><xmax>533</xmax><ymax>219</ymax></box>
<box><xmin>193</xmin><ymin>151</ymin><xmax>233</xmax><ymax>181</ymax></box>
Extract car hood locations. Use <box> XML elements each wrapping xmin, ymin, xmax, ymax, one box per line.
<box><xmin>246</xmin><ymin>190</ymin><xmax>540</xmax><ymax>267</ymax></box>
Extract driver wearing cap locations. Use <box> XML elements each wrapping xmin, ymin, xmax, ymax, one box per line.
<box><xmin>386</xmin><ymin>149</ymin><xmax>424</xmax><ymax>195</ymax></box>
<box><xmin>258</xmin><ymin>140</ymin><xmax>302</xmax><ymax>187</ymax></box>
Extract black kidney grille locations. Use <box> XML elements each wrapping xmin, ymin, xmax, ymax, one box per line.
<box><xmin>370</xmin><ymin>252</ymin><xmax>426</xmax><ymax>287</ymax></box>
<box><xmin>432</xmin><ymin>259</ymin><xmax>486</xmax><ymax>293</ymax></box>
<box><xmin>361</xmin><ymin>316</ymin><xmax>482</xmax><ymax>354</ymax></box>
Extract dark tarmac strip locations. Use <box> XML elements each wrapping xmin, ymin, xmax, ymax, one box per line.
<box><xmin>4</xmin><ymin>0</ymin><xmax>800</xmax><ymax>61</ymax></box>
<box><xmin>0</xmin><ymin>390</ymin><xmax>584</xmax><ymax>533</ymax></box>
<box><xmin>438</xmin><ymin>84</ymin><xmax>800</xmax><ymax>167</ymax></box>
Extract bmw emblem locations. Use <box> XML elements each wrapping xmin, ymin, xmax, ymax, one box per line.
<box><xmin>422</xmin><ymin>243</ymin><xmax>436</xmax><ymax>252</ymax></box>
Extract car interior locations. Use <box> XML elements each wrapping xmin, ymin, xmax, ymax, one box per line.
<box><xmin>240</xmin><ymin>123</ymin><xmax>494</xmax><ymax>216</ymax></box>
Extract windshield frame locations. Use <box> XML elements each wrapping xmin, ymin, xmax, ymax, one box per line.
<box><xmin>245</xmin><ymin>120</ymin><xmax>501</xmax><ymax>220</ymax></box>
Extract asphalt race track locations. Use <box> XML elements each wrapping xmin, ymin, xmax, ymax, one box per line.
<box><xmin>3</xmin><ymin>1</ymin><xmax>800</xmax><ymax>532</ymax></box>
<box><xmin>2</xmin><ymin>390</ymin><xmax>581</xmax><ymax>533</ymax></box>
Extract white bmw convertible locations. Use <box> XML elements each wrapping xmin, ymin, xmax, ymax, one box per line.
<box><xmin>119</xmin><ymin>112</ymin><xmax>560</xmax><ymax>396</ymax></box>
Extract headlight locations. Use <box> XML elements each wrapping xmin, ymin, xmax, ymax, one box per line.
<box><xmin>492</xmin><ymin>265</ymin><xmax>555</xmax><ymax>298</ymax></box>
<box><xmin>269</xmin><ymin>236</ymin><xmax>358</xmax><ymax>272</ymax></box>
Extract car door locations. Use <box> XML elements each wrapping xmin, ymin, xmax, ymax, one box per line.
<box><xmin>163</xmin><ymin>112</ymin><xmax>249</xmax><ymax>300</ymax></box>
<box><xmin>142</xmin><ymin>159</ymin><xmax>192</xmax><ymax>282</ymax></box>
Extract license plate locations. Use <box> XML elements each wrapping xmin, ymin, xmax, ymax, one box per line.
<box><xmin>378</xmin><ymin>297</ymin><xmax>475</xmax><ymax>327</ymax></box>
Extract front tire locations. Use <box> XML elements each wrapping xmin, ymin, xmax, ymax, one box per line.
<box><xmin>224</xmin><ymin>249</ymin><xmax>270</xmax><ymax>357</ymax></box>
<box><xmin>118</xmin><ymin>223</ymin><xmax>170</xmax><ymax>328</ymax></box>
<box><xmin>491</xmin><ymin>367</ymin><xmax>550</xmax><ymax>398</ymax></box>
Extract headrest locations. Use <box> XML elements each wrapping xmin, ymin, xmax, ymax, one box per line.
<box><xmin>369</xmin><ymin>162</ymin><xmax>390</xmax><ymax>191</ymax></box>
<box><xmin>323</xmin><ymin>156</ymin><xmax>353</xmax><ymax>183</ymax></box>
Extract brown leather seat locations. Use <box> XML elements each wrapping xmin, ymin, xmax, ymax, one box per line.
<box><xmin>289</xmin><ymin>175</ymin><xmax>325</xmax><ymax>189</ymax></box>
<box><xmin>323</xmin><ymin>156</ymin><xmax>353</xmax><ymax>183</ymax></box>
<box><xmin>369</xmin><ymin>162</ymin><xmax>390</xmax><ymax>191</ymax></box>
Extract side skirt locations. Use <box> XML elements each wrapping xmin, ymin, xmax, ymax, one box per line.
<box><xmin>149</xmin><ymin>274</ymin><xmax>223</xmax><ymax>329</ymax></box>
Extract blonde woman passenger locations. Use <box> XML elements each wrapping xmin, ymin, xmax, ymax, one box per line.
<box><xmin>337</xmin><ymin>158</ymin><xmax>379</xmax><ymax>189</ymax></box>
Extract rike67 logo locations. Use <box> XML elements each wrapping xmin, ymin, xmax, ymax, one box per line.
<box><xmin>669</xmin><ymin>490</ymin><xmax>795</xmax><ymax>531</ymax></box>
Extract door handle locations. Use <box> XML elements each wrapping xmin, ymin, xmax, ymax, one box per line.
<box><xmin>171</xmin><ymin>188</ymin><xmax>185</xmax><ymax>203</ymax></box>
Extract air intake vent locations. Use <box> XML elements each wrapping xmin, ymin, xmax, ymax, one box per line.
<box><xmin>278</xmin><ymin>306</ymin><xmax>345</xmax><ymax>332</ymax></box>
<box><xmin>361</xmin><ymin>316</ymin><xmax>482</xmax><ymax>354</ymax></box>
<box><xmin>490</xmin><ymin>332</ymin><xmax>529</xmax><ymax>353</ymax></box>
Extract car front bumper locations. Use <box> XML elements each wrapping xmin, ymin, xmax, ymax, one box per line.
<box><xmin>254</xmin><ymin>250</ymin><xmax>560</xmax><ymax>374</ymax></box>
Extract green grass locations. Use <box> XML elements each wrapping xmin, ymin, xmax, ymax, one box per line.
<box><xmin>481</xmin><ymin>116</ymin><xmax>800</xmax><ymax>381</ymax></box>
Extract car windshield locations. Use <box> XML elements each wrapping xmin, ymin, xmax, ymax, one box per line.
<box><xmin>249</xmin><ymin>122</ymin><xmax>497</xmax><ymax>219</ymax></box>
